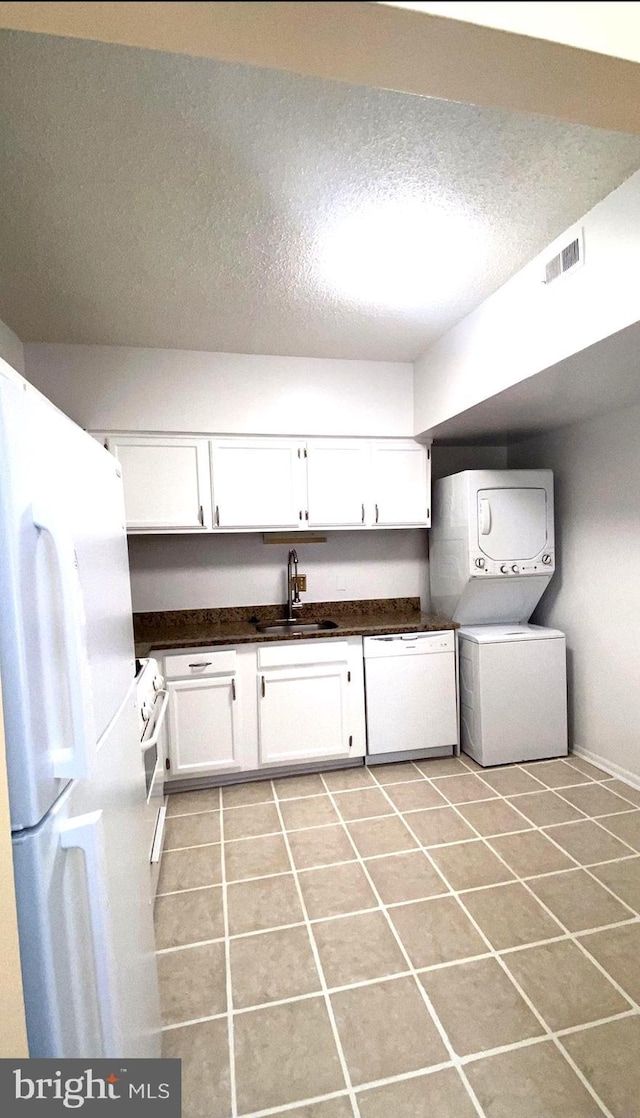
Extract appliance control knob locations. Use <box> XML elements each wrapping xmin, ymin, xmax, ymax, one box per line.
<box><xmin>153</xmin><ymin>674</ymin><xmax>164</xmax><ymax>691</ymax></box>
<box><xmin>542</xmin><ymin>553</ymin><xmax>552</xmax><ymax>565</ymax></box>
<box><xmin>141</xmin><ymin>700</ymin><xmax>153</xmax><ymax>721</ymax></box>
<box><xmin>500</xmin><ymin>564</ymin><xmax>509</xmax><ymax>574</ymax></box>
<box><xmin>512</xmin><ymin>564</ymin><xmax>520</xmax><ymax>573</ymax></box>
<box><xmin>474</xmin><ymin>558</ymin><xmax>485</xmax><ymax>569</ymax></box>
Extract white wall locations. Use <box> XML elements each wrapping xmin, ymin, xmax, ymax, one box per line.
<box><xmin>431</xmin><ymin>444</ymin><xmax>507</xmax><ymax>481</ymax></box>
<box><xmin>128</xmin><ymin>529</ymin><xmax>430</xmax><ymax>613</ymax></box>
<box><xmin>21</xmin><ymin>341</ymin><xmax>509</xmax><ymax>616</ymax></box>
<box><xmin>0</xmin><ymin>317</ymin><xmax>24</xmax><ymax>376</ymax></box>
<box><xmin>414</xmin><ymin>169</ymin><xmax>640</xmax><ymax>435</ymax></box>
<box><xmin>127</xmin><ymin>445</ymin><xmax>507</xmax><ymax>614</ymax></box>
<box><xmin>384</xmin><ymin>3</ymin><xmax>640</xmax><ymax>63</ymax></box>
<box><xmin>510</xmin><ymin>401</ymin><xmax>640</xmax><ymax>785</ymax></box>
<box><xmin>24</xmin><ymin>344</ymin><xmax>413</xmax><ymax>437</ymax></box>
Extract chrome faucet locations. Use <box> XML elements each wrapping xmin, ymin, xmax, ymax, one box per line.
<box><xmin>286</xmin><ymin>549</ymin><xmax>303</xmax><ymax>619</ymax></box>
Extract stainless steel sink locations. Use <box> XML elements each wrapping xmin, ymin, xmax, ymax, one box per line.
<box><xmin>255</xmin><ymin>619</ymin><xmax>339</xmax><ymax>635</ymax></box>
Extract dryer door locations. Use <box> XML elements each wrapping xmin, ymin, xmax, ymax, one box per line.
<box><xmin>476</xmin><ymin>487</ymin><xmax>548</xmax><ymax>560</ymax></box>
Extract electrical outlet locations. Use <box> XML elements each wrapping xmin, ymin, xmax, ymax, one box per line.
<box><xmin>296</xmin><ymin>574</ymin><xmax>307</xmax><ymax>592</ymax></box>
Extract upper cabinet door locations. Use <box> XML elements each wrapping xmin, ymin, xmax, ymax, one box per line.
<box><xmin>211</xmin><ymin>439</ymin><xmax>304</xmax><ymax>529</ymax></box>
<box><xmin>370</xmin><ymin>441</ymin><xmax>431</xmax><ymax>527</ymax></box>
<box><xmin>107</xmin><ymin>436</ymin><xmax>212</xmax><ymax>530</ymax></box>
<box><xmin>306</xmin><ymin>440</ymin><xmax>369</xmax><ymax>527</ymax></box>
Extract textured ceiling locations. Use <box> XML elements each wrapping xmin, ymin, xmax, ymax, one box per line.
<box><xmin>1</xmin><ymin>30</ymin><xmax>640</xmax><ymax>361</ymax></box>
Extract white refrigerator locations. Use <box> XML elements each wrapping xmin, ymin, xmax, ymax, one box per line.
<box><xmin>0</xmin><ymin>362</ymin><xmax>161</xmax><ymax>1057</ymax></box>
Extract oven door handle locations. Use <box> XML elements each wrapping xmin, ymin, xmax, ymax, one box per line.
<box><xmin>140</xmin><ymin>689</ymin><xmax>170</xmax><ymax>751</ymax></box>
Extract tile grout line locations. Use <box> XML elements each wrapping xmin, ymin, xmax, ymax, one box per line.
<box><xmin>365</xmin><ymin>763</ymin><xmax>621</xmax><ymax>1118</ymax></box>
<box><xmin>236</xmin><ymin>1088</ymin><xmax>356</xmax><ymax>1118</ymax></box>
<box><xmin>158</xmin><ymin>905</ymin><xmax>640</xmax><ymax>992</ymax></box>
<box><xmin>404</xmin><ymin>768</ymin><xmax>640</xmax><ymax>922</ymax></box>
<box><xmin>444</xmin><ymin>786</ymin><xmax>640</xmax><ymax>1108</ymax></box>
<box><xmin>363</xmin><ymin>766</ymin><xmax>579</xmax><ymax>1112</ymax></box>
<box><xmin>160</xmin><ymin>760</ymin><xmax>640</xmax><ymax>1116</ymax></box>
<box><xmin>487</xmin><ymin>814</ymin><xmax>640</xmax><ymax>921</ymax></box>
<box><xmin>233</xmin><ymin>996</ymin><xmax>640</xmax><ymax>1118</ymax></box>
<box><xmin>155</xmin><ymin>905</ymin><xmax>640</xmax><ymax>957</ymax></box>
<box><xmin>218</xmin><ymin>784</ymin><xmax>238</xmax><ymax>1118</ymax></box>
<box><xmin>269</xmin><ymin>779</ymin><xmax>362</xmax><ymax>1118</ymax></box>
<box><xmin>318</xmin><ymin>768</ymin><xmax>487</xmax><ymax>1118</ymax></box>
<box><xmin>163</xmin><ymin>759</ymin><xmax>640</xmax><ymax>818</ymax></box>
<box><xmin>431</xmin><ymin>775</ymin><xmax>640</xmax><ymax>1049</ymax></box>
<box><xmin>456</xmin><ymin>1008</ymin><xmax>639</xmax><ymax>1067</ymax></box>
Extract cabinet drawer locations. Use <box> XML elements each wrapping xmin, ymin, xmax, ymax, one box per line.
<box><xmin>164</xmin><ymin>649</ymin><xmax>236</xmax><ymax>678</ymax></box>
<box><xmin>257</xmin><ymin>640</ymin><xmax>349</xmax><ymax>669</ymax></box>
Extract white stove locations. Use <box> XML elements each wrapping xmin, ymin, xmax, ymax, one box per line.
<box><xmin>135</xmin><ymin>657</ymin><xmax>168</xmax><ymax>897</ymax></box>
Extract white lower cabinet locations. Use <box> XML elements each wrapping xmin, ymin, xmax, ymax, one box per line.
<box><xmin>162</xmin><ymin>646</ymin><xmax>254</xmax><ymax>780</ymax></box>
<box><xmin>258</xmin><ymin>664</ymin><xmax>349</xmax><ymax>764</ymax></box>
<box><xmin>257</xmin><ymin>638</ymin><xmax>366</xmax><ymax>767</ymax></box>
<box><xmin>167</xmin><ymin>676</ymin><xmax>241</xmax><ymax>778</ymax></box>
<box><xmin>161</xmin><ymin>637</ymin><xmax>366</xmax><ymax>781</ymax></box>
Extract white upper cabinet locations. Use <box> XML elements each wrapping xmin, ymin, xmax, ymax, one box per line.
<box><xmin>106</xmin><ymin>432</ymin><xmax>431</xmax><ymax>533</ymax></box>
<box><xmin>370</xmin><ymin>440</ymin><xmax>431</xmax><ymax>527</ymax></box>
<box><xmin>106</xmin><ymin>436</ymin><xmax>212</xmax><ymax>530</ymax></box>
<box><xmin>211</xmin><ymin>439</ymin><xmax>305</xmax><ymax>529</ymax></box>
<box><xmin>306</xmin><ymin>440</ymin><xmax>369</xmax><ymax>527</ymax></box>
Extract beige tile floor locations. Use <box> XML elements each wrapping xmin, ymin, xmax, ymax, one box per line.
<box><xmin>155</xmin><ymin>755</ymin><xmax>640</xmax><ymax>1118</ymax></box>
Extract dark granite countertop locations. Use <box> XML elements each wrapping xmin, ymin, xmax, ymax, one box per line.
<box><xmin>133</xmin><ymin>597</ymin><xmax>457</xmax><ymax>658</ymax></box>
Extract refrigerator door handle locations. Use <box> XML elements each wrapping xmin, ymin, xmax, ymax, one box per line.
<box><xmin>60</xmin><ymin>810</ymin><xmax>122</xmax><ymax>1057</ymax></box>
<box><xmin>31</xmin><ymin>501</ymin><xmax>95</xmax><ymax>780</ymax></box>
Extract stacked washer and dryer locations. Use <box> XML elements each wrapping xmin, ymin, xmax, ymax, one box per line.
<box><xmin>429</xmin><ymin>470</ymin><xmax>568</xmax><ymax>767</ymax></box>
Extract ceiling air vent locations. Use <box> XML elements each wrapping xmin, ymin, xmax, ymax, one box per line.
<box><xmin>543</xmin><ymin>228</ymin><xmax>584</xmax><ymax>285</ymax></box>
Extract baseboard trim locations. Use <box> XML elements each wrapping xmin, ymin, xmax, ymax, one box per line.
<box><xmin>571</xmin><ymin>744</ymin><xmax>640</xmax><ymax>792</ymax></box>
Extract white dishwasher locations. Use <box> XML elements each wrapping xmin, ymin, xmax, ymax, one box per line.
<box><xmin>363</xmin><ymin>631</ymin><xmax>458</xmax><ymax>763</ymax></box>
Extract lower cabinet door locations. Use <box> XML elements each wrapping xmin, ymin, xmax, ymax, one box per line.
<box><xmin>258</xmin><ymin>665</ymin><xmax>351</xmax><ymax>765</ymax></box>
<box><xmin>167</xmin><ymin>676</ymin><xmax>240</xmax><ymax>777</ymax></box>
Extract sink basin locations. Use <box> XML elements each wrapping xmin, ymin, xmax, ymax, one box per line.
<box><xmin>255</xmin><ymin>619</ymin><xmax>339</xmax><ymax>635</ymax></box>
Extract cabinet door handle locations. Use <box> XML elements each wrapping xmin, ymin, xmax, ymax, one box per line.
<box><xmin>215</xmin><ymin>505</ymin><xmax>220</xmax><ymax>527</ymax></box>
<box><xmin>361</xmin><ymin>503</ymin><xmax>365</xmax><ymax>524</ymax></box>
<box><xmin>299</xmin><ymin>510</ymin><xmax>303</xmax><ymax>520</ymax></box>
<box><xmin>261</xmin><ymin>675</ymin><xmax>266</xmax><ymax>697</ymax></box>
<box><xmin>375</xmin><ymin>503</ymin><xmax>379</xmax><ymax>524</ymax></box>
<box><xmin>305</xmin><ymin>510</ymin><xmax>309</xmax><ymax>521</ymax></box>
<box><xmin>198</xmin><ymin>504</ymin><xmax>204</xmax><ymax>526</ymax></box>
<box><xmin>231</xmin><ymin>678</ymin><xmax>236</xmax><ymax>700</ymax></box>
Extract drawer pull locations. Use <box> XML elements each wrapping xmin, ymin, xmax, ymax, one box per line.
<box><xmin>189</xmin><ymin>661</ymin><xmax>212</xmax><ymax>668</ymax></box>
